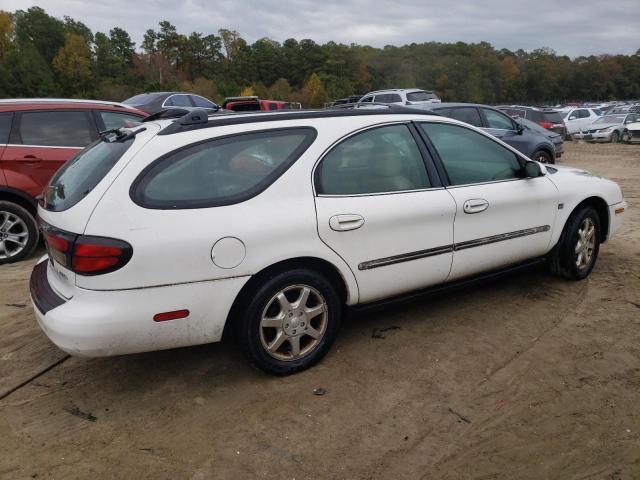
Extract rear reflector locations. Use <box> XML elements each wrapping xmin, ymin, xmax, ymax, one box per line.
<box><xmin>615</xmin><ymin>207</ymin><xmax>625</xmax><ymax>215</ymax></box>
<box><xmin>153</xmin><ymin>310</ymin><xmax>190</xmax><ymax>322</ymax></box>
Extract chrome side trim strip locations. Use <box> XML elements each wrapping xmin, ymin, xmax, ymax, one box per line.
<box><xmin>358</xmin><ymin>245</ymin><xmax>453</xmax><ymax>270</ymax></box>
<box><xmin>357</xmin><ymin>225</ymin><xmax>550</xmax><ymax>270</ymax></box>
<box><xmin>454</xmin><ymin>225</ymin><xmax>550</xmax><ymax>251</ymax></box>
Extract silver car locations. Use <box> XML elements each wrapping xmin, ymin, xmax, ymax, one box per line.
<box><xmin>574</xmin><ymin>112</ymin><xmax>640</xmax><ymax>143</ymax></box>
<box><xmin>357</xmin><ymin>88</ymin><xmax>441</xmax><ymax>107</ymax></box>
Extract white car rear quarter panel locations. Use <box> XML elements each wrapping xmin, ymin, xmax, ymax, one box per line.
<box><xmin>34</xmin><ymin>268</ymin><xmax>248</xmax><ymax>356</ymax></box>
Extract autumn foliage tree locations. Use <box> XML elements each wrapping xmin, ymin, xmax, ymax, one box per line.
<box><xmin>0</xmin><ymin>7</ymin><xmax>639</xmax><ymax>105</ymax></box>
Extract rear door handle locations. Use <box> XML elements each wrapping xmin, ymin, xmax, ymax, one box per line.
<box><xmin>329</xmin><ymin>214</ymin><xmax>365</xmax><ymax>231</ymax></box>
<box><xmin>463</xmin><ymin>199</ymin><xmax>489</xmax><ymax>214</ymax></box>
<box><xmin>14</xmin><ymin>155</ymin><xmax>43</xmax><ymax>163</ymax></box>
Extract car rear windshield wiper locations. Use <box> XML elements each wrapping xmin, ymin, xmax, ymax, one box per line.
<box><xmin>99</xmin><ymin>127</ymin><xmax>147</xmax><ymax>143</ymax></box>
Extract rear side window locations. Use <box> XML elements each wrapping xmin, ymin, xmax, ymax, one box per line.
<box><xmin>407</xmin><ymin>91</ymin><xmax>437</xmax><ymax>102</ymax></box>
<box><xmin>43</xmin><ymin>137</ymin><xmax>134</xmax><ymax>211</ymax></box>
<box><xmin>316</xmin><ymin>124</ymin><xmax>430</xmax><ymax>195</ymax></box>
<box><xmin>0</xmin><ymin>112</ymin><xmax>13</xmax><ymax>143</ymax></box>
<box><xmin>18</xmin><ymin>111</ymin><xmax>93</xmax><ymax>147</ymax></box>
<box><xmin>132</xmin><ymin>128</ymin><xmax>316</xmax><ymax>209</ymax></box>
<box><xmin>360</xmin><ymin>96</ymin><xmax>373</xmax><ymax>103</ymax></box>
<box><xmin>419</xmin><ymin>123</ymin><xmax>522</xmax><ymax>186</ymax></box>
<box><xmin>99</xmin><ymin>111</ymin><xmax>144</xmax><ymax>130</ymax></box>
<box><xmin>446</xmin><ymin>107</ymin><xmax>483</xmax><ymax>127</ymax></box>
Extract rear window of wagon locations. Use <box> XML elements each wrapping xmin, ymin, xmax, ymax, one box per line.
<box><xmin>131</xmin><ymin>127</ymin><xmax>317</xmax><ymax>209</ymax></box>
<box><xmin>43</xmin><ymin>136</ymin><xmax>134</xmax><ymax>211</ymax></box>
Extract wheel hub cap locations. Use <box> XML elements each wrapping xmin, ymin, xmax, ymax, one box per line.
<box><xmin>0</xmin><ymin>211</ymin><xmax>29</xmax><ymax>260</ymax></box>
<box><xmin>575</xmin><ymin>218</ymin><xmax>596</xmax><ymax>269</ymax></box>
<box><xmin>259</xmin><ymin>284</ymin><xmax>328</xmax><ymax>361</ymax></box>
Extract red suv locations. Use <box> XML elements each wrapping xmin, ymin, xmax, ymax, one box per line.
<box><xmin>0</xmin><ymin>99</ymin><xmax>146</xmax><ymax>264</ymax></box>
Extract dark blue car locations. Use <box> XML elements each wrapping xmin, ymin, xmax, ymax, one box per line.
<box><xmin>423</xmin><ymin>103</ymin><xmax>557</xmax><ymax>164</ymax></box>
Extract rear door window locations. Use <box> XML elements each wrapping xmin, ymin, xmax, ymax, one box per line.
<box><xmin>17</xmin><ymin>111</ymin><xmax>94</xmax><ymax>147</ymax></box>
<box><xmin>132</xmin><ymin>128</ymin><xmax>316</xmax><ymax>209</ymax></box>
<box><xmin>43</xmin><ymin>136</ymin><xmax>134</xmax><ymax>211</ymax></box>
<box><xmin>542</xmin><ymin>111</ymin><xmax>562</xmax><ymax>124</ymax></box>
<box><xmin>446</xmin><ymin>107</ymin><xmax>483</xmax><ymax>127</ymax></box>
<box><xmin>0</xmin><ymin>112</ymin><xmax>13</xmax><ymax>144</ymax></box>
<box><xmin>316</xmin><ymin>124</ymin><xmax>430</xmax><ymax>195</ymax></box>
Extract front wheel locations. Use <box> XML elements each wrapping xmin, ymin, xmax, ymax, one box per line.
<box><xmin>235</xmin><ymin>269</ymin><xmax>342</xmax><ymax>375</ymax></box>
<box><xmin>621</xmin><ymin>130</ymin><xmax>631</xmax><ymax>143</ymax></box>
<box><xmin>610</xmin><ymin>131</ymin><xmax>619</xmax><ymax>143</ymax></box>
<box><xmin>548</xmin><ymin>206</ymin><xmax>601</xmax><ymax>280</ymax></box>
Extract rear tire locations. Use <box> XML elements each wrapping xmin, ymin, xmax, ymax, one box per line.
<box><xmin>621</xmin><ymin>130</ymin><xmax>631</xmax><ymax>143</ymax></box>
<box><xmin>0</xmin><ymin>201</ymin><xmax>39</xmax><ymax>265</ymax></box>
<box><xmin>234</xmin><ymin>268</ymin><xmax>342</xmax><ymax>375</ymax></box>
<box><xmin>533</xmin><ymin>150</ymin><xmax>554</xmax><ymax>164</ymax></box>
<box><xmin>548</xmin><ymin>206</ymin><xmax>600</xmax><ymax>280</ymax></box>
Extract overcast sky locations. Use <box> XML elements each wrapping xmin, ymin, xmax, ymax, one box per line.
<box><xmin>5</xmin><ymin>0</ymin><xmax>640</xmax><ymax>57</ymax></box>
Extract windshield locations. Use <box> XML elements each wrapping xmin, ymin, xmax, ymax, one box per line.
<box><xmin>407</xmin><ymin>91</ymin><xmax>437</xmax><ymax>102</ymax></box>
<box><xmin>594</xmin><ymin>115</ymin><xmax>625</xmax><ymax>124</ymax></box>
<box><xmin>123</xmin><ymin>93</ymin><xmax>159</xmax><ymax>105</ymax></box>
<box><xmin>43</xmin><ymin>137</ymin><xmax>134</xmax><ymax>211</ymax></box>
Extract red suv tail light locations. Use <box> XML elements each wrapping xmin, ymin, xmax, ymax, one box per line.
<box><xmin>41</xmin><ymin>222</ymin><xmax>132</xmax><ymax>276</ymax></box>
<box><xmin>539</xmin><ymin>121</ymin><xmax>553</xmax><ymax>129</ymax></box>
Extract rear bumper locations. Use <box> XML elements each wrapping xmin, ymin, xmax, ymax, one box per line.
<box><xmin>30</xmin><ymin>258</ymin><xmax>249</xmax><ymax>357</ymax></box>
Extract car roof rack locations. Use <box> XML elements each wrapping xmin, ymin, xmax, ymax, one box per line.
<box><xmin>157</xmin><ymin>103</ymin><xmax>441</xmax><ymax>136</ymax></box>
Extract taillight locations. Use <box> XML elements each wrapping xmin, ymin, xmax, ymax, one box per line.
<box><xmin>41</xmin><ymin>222</ymin><xmax>132</xmax><ymax>275</ymax></box>
<box><xmin>539</xmin><ymin>121</ymin><xmax>553</xmax><ymax>129</ymax></box>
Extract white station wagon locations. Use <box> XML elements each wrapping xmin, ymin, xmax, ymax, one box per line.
<box><xmin>30</xmin><ymin>107</ymin><xmax>627</xmax><ymax>374</ymax></box>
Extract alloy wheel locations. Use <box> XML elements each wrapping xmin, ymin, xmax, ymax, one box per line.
<box><xmin>0</xmin><ymin>211</ymin><xmax>29</xmax><ymax>260</ymax></box>
<box><xmin>259</xmin><ymin>284</ymin><xmax>328</xmax><ymax>361</ymax></box>
<box><xmin>575</xmin><ymin>217</ymin><xmax>596</xmax><ymax>269</ymax></box>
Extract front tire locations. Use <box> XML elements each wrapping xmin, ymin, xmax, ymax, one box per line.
<box><xmin>235</xmin><ymin>269</ymin><xmax>342</xmax><ymax>375</ymax></box>
<box><xmin>610</xmin><ymin>131</ymin><xmax>619</xmax><ymax>143</ymax></box>
<box><xmin>0</xmin><ymin>201</ymin><xmax>39</xmax><ymax>265</ymax></box>
<box><xmin>548</xmin><ymin>206</ymin><xmax>601</xmax><ymax>280</ymax></box>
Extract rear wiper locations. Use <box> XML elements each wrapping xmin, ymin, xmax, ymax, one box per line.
<box><xmin>99</xmin><ymin>127</ymin><xmax>147</xmax><ymax>142</ymax></box>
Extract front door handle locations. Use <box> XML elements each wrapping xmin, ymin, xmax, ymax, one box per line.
<box><xmin>463</xmin><ymin>199</ymin><xmax>489</xmax><ymax>214</ymax></box>
<box><xmin>329</xmin><ymin>214</ymin><xmax>365</xmax><ymax>231</ymax></box>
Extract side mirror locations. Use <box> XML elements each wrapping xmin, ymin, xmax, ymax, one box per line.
<box><xmin>524</xmin><ymin>160</ymin><xmax>543</xmax><ymax>178</ymax></box>
<box><xmin>516</xmin><ymin>123</ymin><xmax>524</xmax><ymax>135</ymax></box>
<box><xmin>569</xmin><ymin>116</ymin><xmax>576</xmax><ymax>120</ymax></box>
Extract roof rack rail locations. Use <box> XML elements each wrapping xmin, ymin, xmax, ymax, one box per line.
<box><xmin>157</xmin><ymin>103</ymin><xmax>440</xmax><ymax>136</ymax></box>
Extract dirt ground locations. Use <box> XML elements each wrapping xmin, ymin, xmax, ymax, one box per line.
<box><xmin>1</xmin><ymin>142</ymin><xmax>639</xmax><ymax>480</ymax></box>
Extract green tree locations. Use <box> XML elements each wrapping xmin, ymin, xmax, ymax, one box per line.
<box><xmin>14</xmin><ymin>6</ymin><xmax>65</xmax><ymax>63</ymax></box>
<box><xmin>52</xmin><ymin>33</ymin><xmax>93</xmax><ymax>96</ymax></box>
